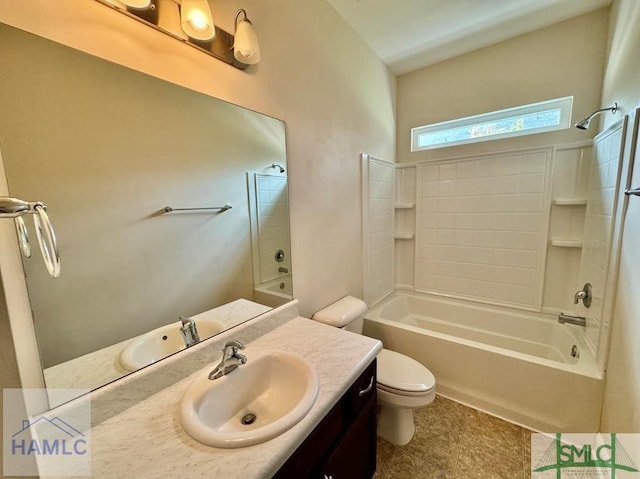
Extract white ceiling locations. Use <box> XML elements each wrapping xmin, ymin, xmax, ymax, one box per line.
<box><xmin>326</xmin><ymin>0</ymin><xmax>612</xmax><ymax>75</ymax></box>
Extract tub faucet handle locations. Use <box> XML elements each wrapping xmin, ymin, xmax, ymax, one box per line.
<box><xmin>573</xmin><ymin>283</ymin><xmax>592</xmax><ymax>308</ymax></box>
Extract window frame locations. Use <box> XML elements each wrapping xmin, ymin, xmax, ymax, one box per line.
<box><xmin>411</xmin><ymin>96</ymin><xmax>574</xmax><ymax>152</ymax></box>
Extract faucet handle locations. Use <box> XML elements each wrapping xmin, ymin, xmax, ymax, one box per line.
<box><xmin>573</xmin><ymin>283</ymin><xmax>592</xmax><ymax>308</ymax></box>
<box><xmin>222</xmin><ymin>340</ymin><xmax>245</xmax><ymax>360</ymax></box>
<box><xmin>224</xmin><ymin>340</ymin><xmax>245</xmax><ymax>351</ymax></box>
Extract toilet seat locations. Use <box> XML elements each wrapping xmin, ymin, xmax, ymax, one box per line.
<box><xmin>376</xmin><ymin>348</ymin><xmax>435</xmax><ymax>396</ymax></box>
<box><xmin>377</xmin><ymin>383</ymin><xmax>435</xmax><ymax>397</ymax></box>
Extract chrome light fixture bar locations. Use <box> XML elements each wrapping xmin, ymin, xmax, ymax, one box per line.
<box><xmin>575</xmin><ymin>102</ymin><xmax>618</xmax><ymax>130</ymax></box>
<box><xmin>96</xmin><ymin>0</ymin><xmax>260</xmax><ymax>70</ymax></box>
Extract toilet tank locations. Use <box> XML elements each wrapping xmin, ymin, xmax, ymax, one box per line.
<box><xmin>312</xmin><ymin>296</ymin><xmax>368</xmax><ymax>334</ymax></box>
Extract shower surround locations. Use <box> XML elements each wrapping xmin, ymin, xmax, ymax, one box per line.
<box><xmin>361</xmin><ymin>118</ymin><xmax>630</xmax><ymax>430</ymax></box>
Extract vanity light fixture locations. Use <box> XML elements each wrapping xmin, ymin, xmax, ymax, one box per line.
<box><xmin>119</xmin><ymin>0</ymin><xmax>153</xmax><ymax>8</ymax></box>
<box><xmin>180</xmin><ymin>0</ymin><xmax>215</xmax><ymax>42</ymax></box>
<box><xmin>117</xmin><ymin>0</ymin><xmax>158</xmax><ymax>23</ymax></box>
<box><xmin>96</xmin><ymin>0</ymin><xmax>260</xmax><ymax>70</ymax></box>
<box><xmin>233</xmin><ymin>9</ymin><xmax>260</xmax><ymax>65</ymax></box>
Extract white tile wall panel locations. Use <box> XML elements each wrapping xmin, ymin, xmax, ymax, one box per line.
<box><xmin>416</xmin><ymin>149</ymin><xmax>551</xmax><ymax>309</ymax></box>
<box><xmin>580</xmin><ymin>125</ymin><xmax>625</xmax><ymax>352</ymax></box>
<box><xmin>542</xmin><ymin>144</ymin><xmax>592</xmax><ymax>314</ymax></box>
<box><xmin>363</xmin><ymin>156</ymin><xmax>394</xmax><ymax>305</ymax></box>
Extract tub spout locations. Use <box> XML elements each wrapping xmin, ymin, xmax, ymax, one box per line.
<box><xmin>558</xmin><ymin>313</ymin><xmax>586</xmax><ymax>327</ymax></box>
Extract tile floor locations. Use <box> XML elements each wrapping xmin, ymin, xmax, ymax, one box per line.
<box><xmin>374</xmin><ymin>395</ymin><xmax>532</xmax><ymax>479</ymax></box>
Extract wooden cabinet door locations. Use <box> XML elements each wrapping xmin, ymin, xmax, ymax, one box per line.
<box><xmin>315</xmin><ymin>396</ymin><xmax>376</xmax><ymax>479</ymax></box>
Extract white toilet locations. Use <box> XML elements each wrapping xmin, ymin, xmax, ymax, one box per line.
<box><xmin>312</xmin><ymin>296</ymin><xmax>436</xmax><ymax>446</ymax></box>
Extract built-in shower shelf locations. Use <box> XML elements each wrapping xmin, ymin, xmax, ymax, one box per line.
<box><xmin>553</xmin><ymin>198</ymin><xmax>587</xmax><ymax>206</ymax></box>
<box><xmin>395</xmin><ymin>233</ymin><xmax>415</xmax><ymax>240</ymax></box>
<box><xmin>549</xmin><ymin>239</ymin><xmax>583</xmax><ymax>248</ymax></box>
<box><xmin>394</xmin><ymin>204</ymin><xmax>415</xmax><ymax>209</ymax></box>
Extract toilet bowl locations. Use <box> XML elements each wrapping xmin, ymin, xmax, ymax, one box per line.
<box><xmin>376</xmin><ymin>348</ymin><xmax>436</xmax><ymax>445</ymax></box>
<box><xmin>312</xmin><ymin>296</ymin><xmax>436</xmax><ymax>446</ymax></box>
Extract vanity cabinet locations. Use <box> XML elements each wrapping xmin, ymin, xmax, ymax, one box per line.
<box><xmin>273</xmin><ymin>359</ymin><xmax>377</xmax><ymax>479</ymax></box>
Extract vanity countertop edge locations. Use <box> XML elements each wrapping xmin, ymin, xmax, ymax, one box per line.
<box><xmin>85</xmin><ymin>316</ymin><xmax>383</xmax><ymax>479</ymax></box>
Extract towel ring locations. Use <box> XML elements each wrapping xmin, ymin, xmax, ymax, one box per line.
<box><xmin>0</xmin><ymin>197</ymin><xmax>62</xmax><ymax>278</ymax></box>
<box><xmin>33</xmin><ymin>203</ymin><xmax>61</xmax><ymax>278</ymax></box>
<box><xmin>14</xmin><ymin>216</ymin><xmax>32</xmax><ymax>258</ymax></box>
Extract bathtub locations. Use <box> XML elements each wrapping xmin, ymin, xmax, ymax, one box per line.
<box><xmin>364</xmin><ymin>291</ymin><xmax>604</xmax><ymax>432</ymax></box>
<box><xmin>253</xmin><ymin>274</ymin><xmax>293</xmax><ymax>308</ymax></box>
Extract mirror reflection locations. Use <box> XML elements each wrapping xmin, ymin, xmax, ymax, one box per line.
<box><xmin>0</xmin><ymin>23</ymin><xmax>292</xmax><ymax>407</ymax></box>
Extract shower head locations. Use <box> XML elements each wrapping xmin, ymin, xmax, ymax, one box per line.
<box><xmin>575</xmin><ymin>118</ymin><xmax>591</xmax><ymax>130</ymax></box>
<box><xmin>575</xmin><ymin>102</ymin><xmax>618</xmax><ymax>130</ymax></box>
<box><xmin>271</xmin><ymin>163</ymin><xmax>285</xmax><ymax>173</ymax></box>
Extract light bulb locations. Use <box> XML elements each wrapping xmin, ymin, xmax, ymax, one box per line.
<box><xmin>180</xmin><ymin>0</ymin><xmax>215</xmax><ymax>41</ymax></box>
<box><xmin>188</xmin><ymin>9</ymin><xmax>208</xmax><ymax>30</ymax></box>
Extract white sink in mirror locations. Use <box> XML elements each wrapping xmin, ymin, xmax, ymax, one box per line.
<box><xmin>119</xmin><ymin>319</ymin><xmax>224</xmax><ymax>372</ymax></box>
<box><xmin>180</xmin><ymin>350</ymin><xmax>319</xmax><ymax>448</ymax></box>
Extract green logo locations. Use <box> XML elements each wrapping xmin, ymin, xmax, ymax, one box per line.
<box><xmin>534</xmin><ymin>433</ymin><xmax>639</xmax><ymax>478</ymax></box>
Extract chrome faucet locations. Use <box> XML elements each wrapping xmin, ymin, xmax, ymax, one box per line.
<box><xmin>209</xmin><ymin>340</ymin><xmax>247</xmax><ymax>380</ymax></box>
<box><xmin>179</xmin><ymin>316</ymin><xmax>200</xmax><ymax>347</ymax></box>
<box><xmin>558</xmin><ymin>313</ymin><xmax>587</xmax><ymax>327</ymax></box>
<box><xmin>574</xmin><ymin>283</ymin><xmax>592</xmax><ymax>308</ymax></box>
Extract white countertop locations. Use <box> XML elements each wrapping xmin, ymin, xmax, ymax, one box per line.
<box><xmin>82</xmin><ymin>317</ymin><xmax>382</xmax><ymax>479</ymax></box>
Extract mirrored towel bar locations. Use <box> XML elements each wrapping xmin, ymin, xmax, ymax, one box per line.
<box><xmin>624</xmin><ymin>187</ymin><xmax>640</xmax><ymax>196</ymax></box>
<box><xmin>0</xmin><ymin>197</ymin><xmax>61</xmax><ymax>278</ymax></box>
<box><xmin>163</xmin><ymin>204</ymin><xmax>232</xmax><ymax>214</ymax></box>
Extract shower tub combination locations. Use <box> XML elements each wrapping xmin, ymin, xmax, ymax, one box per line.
<box><xmin>364</xmin><ymin>291</ymin><xmax>604</xmax><ymax>432</ymax></box>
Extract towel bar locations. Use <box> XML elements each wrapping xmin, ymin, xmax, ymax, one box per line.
<box><xmin>163</xmin><ymin>204</ymin><xmax>232</xmax><ymax>213</ymax></box>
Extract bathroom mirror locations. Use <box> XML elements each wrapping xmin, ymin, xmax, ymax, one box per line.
<box><xmin>0</xmin><ymin>23</ymin><xmax>292</xmax><ymax>406</ymax></box>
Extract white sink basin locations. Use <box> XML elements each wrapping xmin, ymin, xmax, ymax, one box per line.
<box><xmin>180</xmin><ymin>350</ymin><xmax>319</xmax><ymax>448</ymax></box>
<box><xmin>119</xmin><ymin>318</ymin><xmax>224</xmax><ymax>371</ymax></box>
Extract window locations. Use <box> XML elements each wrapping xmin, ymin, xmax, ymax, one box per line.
<box><xmin>411</xmin><ymin>96</ymin><xmax>573</xmax><ymax>151</ymax></box>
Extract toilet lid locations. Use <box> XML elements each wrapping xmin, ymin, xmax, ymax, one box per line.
<box><xmin>377</xmin><ymin>348</ymin><xmax>435</xmax><ymax>394</ymax></box>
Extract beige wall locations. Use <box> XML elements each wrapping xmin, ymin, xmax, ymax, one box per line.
<box><xmin>396</xmin><ymin>9</ymin><xmax>609</xmax><ymax>163</ymax></box>
<box><xmin>600</xmin><ymin>0</ymin><xmax>640</xmax><ymax>432</ymax></box>
<box><xmin>0</xmin><ymin>0</ymin><xmax>396</xmax><ymax>331</ymax></box>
